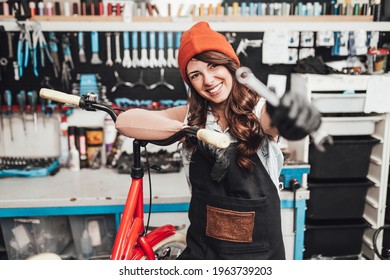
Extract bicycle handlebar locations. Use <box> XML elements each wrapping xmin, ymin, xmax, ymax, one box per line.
<box><xmin>40</xmin><ymin>88</ymin><xmax>81</xmax><ymax>106</ymax></box>
<box><xmin>39</xmin><ymin>88</ymin><xmax>230</xmax><ymax>149</ymax></box>
<box><xmin>196</xmin><ymin>128</ymin><xmax>230</xmax><ymax>149</ymax></box>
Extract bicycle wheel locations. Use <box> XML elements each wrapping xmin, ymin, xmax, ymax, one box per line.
<box><xmin>141</xmin><ymin>232</ymin><xmax>187</xmax><ymax>260</ymax></box>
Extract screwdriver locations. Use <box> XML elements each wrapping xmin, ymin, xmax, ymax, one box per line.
<box><xmin>4</xmin><ymin>90</ymin><xmax>14</xmax><ymax>141</ymax></box>
<box><xmin>27</xmin><ymin>90</ymin><xmax>38</xmax><ymax>133</ymax></box>
<box><xmin>40</xmin><ymin>96</ymin><xmax>54</xmax><ymax>127</ymax></box>
<box><xmin>17</xmin><ymin>90</ymin><xmax>27</xmax><ymax>135</ymax></box>
<box><xmin>40</xmin><ymin>95</ymin><xmax>46</xmax><ymax>127</ymax></box>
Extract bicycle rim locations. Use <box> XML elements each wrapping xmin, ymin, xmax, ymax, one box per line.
<box><xmin>141</xmin><ymin>232</ymin><xmax>187</xmax><ymax>260</ymax></box>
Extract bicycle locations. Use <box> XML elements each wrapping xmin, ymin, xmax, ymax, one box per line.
<box><xmin>39</xmin><ymin>88</ymin><xmax>230</xmax><ymax>260</ymax></box>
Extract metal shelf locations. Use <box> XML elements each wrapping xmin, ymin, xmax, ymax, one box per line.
<box><xmin>1</xmin><ymin>15</ymin><xmax>390</xmax><ymax>32</ymax></box>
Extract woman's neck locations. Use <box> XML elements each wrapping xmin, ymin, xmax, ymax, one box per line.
<box><xmin>209</xmin><ymin>102</ymin><xmax>227</xmax><ymax>119</ymax></box>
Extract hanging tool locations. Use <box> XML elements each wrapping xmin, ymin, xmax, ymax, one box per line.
<box><xmin>31</xmin><ymin>25</ymin><xmax>53</xmax><ymax>77</ymax></box>
<box><xmin>133</xmin><ymin>70</ymin><xmax>149</xmax><ymax>89</ymax></box>
<box><xmin>0</xmin><ymin>58</ymin><xmax>6</xmax><ymax>82</ymax></box>
<box><xmin>39</xmin><ymin>95</ymin><xmax>50</xmax><ymax>127</ymax></box>
<box><xmin>49</xmin><ymin>32</ymin><xmax>60</xmax><ymax>78</ymax></box>
<box><xmin>78</xmin><ymin>32</ymin><xmax>87</xmax><ymax>63</ymax></box>
<box><xmin>17</xmin><ymin>90</ymin><xmax>27</xmax><ymax>136</ymax></box>
<box><xmin>166</xmin><ymin>31</ymin><xmax>175</xmax><ymax>68</ymax></box>
<box><xmin>13</xmin><ymin>61</ymin><xmax>20</xmax><ymax>81</ymax></box>
<box><xmin>7</xmin><ymin>33</ymin><xmax>14</xmax><ymax>59</ymax></box>
<box><xmin>114</xmin><ymin>32</ymin><xmax>121</xmax><ymax>64</ymax></box>
<box><xmin>149</xmin><ymin>68</ymin><xmax>175</xmax><ymax>90</ymax></box>
<box><xmin>236</xmin><ymin>38</ymin><xmax>263</xmax><ymax>57</ymax></box>
<box><xmin>27</xmin><ymin>90</ymin><xmax>38</xmax><ymax>134</ymax></box>
<box><xmin>17</xmin><ymin>28</ymin><xmax>26</xmax><ymax>77</ymax></box>
<box><xmin>157</xmin><ymin>32</ymin><xmax>167</xmax><ymax>68</ymax></box>
<box><xmin>131</xmin><ymin>31</ymin><xmax>140</xmax><ymax>68</ymax></box>
<box><xmin>32</xmin><ymin>30</ymin><xmax>40</xmax><ymax>77</ymax></box>
<box><xmin>122</xmin><ymin>31</ymin><xmax>132</xmax><ymax>68</ymax></box>
<box><xmin>60</xmin><ymin>34</ymin><xmax>74</xmax><ymax>91</ymax></box>
<box><xmin>17</xmin><ymin>23</ymin><xmax>33</xmax><ymax>73</ymax></box>
<box><xmin>90</xmin><ymin>31</ymin><xmax>103</xmax><ymax>64</ymax></box>
<box><xmin>139</xmin><ymin>31</ymin><xmax>149</xmax><ymax>68</ymax></box>
<box><xmin>105</xmin><ymin>32</ymin><xmax>113</xmax><ymax>67</ymax></box>
<box><xmin>62</xmin><ymin>34</ymin><xmax>75</xmax><ymax>69</ymax></box>
<box><xmin>42</xmin><ymin>93</ymin><xmax>52</xmax><ymax>125</ymax></box>
<box><xmin>148</xmin><ymin>31</ymin><xmax>158</xmax><ymax>68</ymax></box>
<box><xmin>110</xmin><ymin>71</ymin><xmax>134</xmax><ymax>93</ymax></box>
<box><xmin>173</xmin><ymin>32</ymin><xmax>181</xmax><ymax>68</ymax></box>
<box><xmin>4</xmin><ymin>90</ymin><xmax>14</xmax><ymax>141</ymax></box>
<box><xmin>38</xmin><ymin>30</ymin><xmax>53</xmax><ymax>68</ymax></box>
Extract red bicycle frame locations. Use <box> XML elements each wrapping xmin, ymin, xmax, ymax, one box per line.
<box><xmin>110</xmin><ymin>140</ymin><xmax>177</xmax><ymax>260</ymax></box>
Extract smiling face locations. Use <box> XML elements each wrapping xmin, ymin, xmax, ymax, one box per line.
<box><xmin>186</xmin><ymin>58</ymin><xmax>233</xmax><ymax>108</ymax></box>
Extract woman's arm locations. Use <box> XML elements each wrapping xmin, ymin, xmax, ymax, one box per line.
<box><xmin>115</xmin><ymin>105</ymin><xmax>188</xmax><ymax>140</ymax></box>
<box><xmin>255</xmin><ymin>99</ymin><xmax>279</xmax><ymax>139</ymax></box>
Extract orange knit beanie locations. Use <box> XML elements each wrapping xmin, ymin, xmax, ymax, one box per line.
<box><xmin>178</xmin><ymin>21</ymin><xmax>240</xmax><ymax>85</ymax></box>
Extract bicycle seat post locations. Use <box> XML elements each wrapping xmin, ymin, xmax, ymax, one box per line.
<box><xmin>131</xmin><ymin>139</ymin><xmax>147</xmax><ymax>179</ymax></box>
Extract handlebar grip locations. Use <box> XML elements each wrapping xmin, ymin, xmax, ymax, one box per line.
<box><xmin>39</xmin><ymin>88</ymin><xmax>81</xmax><ymax>106</ymax></box>
<box><xmin>196</xmin><ymin>129</ymin><xmax>230</xmax><ymax>149</ymax></box>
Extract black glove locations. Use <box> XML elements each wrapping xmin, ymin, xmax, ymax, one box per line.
<box><xmin>266</xmin><ymin>91</ymin><xmax>322</xmax><ymax>141</ymax></box>
<box><xmin>197</xmin><ymin>141</ymin><xmax>234</xmax><ymax>182</ymax></box>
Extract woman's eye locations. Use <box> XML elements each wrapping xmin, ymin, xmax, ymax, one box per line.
<box><xmin>190</xmin><ymin>73</ymin><xmax>199</xmax><ymax>80</ymax></box>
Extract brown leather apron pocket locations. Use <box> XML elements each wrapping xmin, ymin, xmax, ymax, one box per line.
<box><xmin>206</xmin><ymin>205</ymin><xmax>255</xmax><ymax>243</ymax></box>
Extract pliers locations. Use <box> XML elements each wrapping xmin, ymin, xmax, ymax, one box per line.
<box><xmin>48</xmin><ymin>32</ymin><xmax>60</xmax><ymax>78</ymax></box>
<box><xmin>17</xmin><ymin>24</ymin><xmax>33</xmax><ymax>78</ymax></box>
<box><xmin>61</xmin><ymin>34</ymin><xmax>74</xmax><ymax>70</ymax></box>
<box><xmin>32</xmin><ymin>26</ymin><xmax>53</xmax><ymax>76</ymax></box>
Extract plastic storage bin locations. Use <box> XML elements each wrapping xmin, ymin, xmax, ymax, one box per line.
<box><xmin>0</xmin><ymin>216</ymin><xmax>72</xmax><ymax>260</ymax></box>
<box><xmin>306</xmin><ymin>179</ymin><xmax>373</xmax><ymax>220</ymax></box>
<box><xmin>308</xmin><ymin>136</ymin><xmax>379</xmax><ymax>179</ymax></box>
<box><xmin>69</xmin><ymin>214</ymin><xmax>116</xmax><ymax>260</ymax></box>
<box><xmin>304</xmin><ymin>219</ymin><xmax>369</xmax><ymax>259</ymax></box>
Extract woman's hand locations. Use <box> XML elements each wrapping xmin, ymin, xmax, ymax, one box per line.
<box><xmin>265</xmin><ymin>91</ymin><xmax>322</xmax><ymax>141</ymax></box>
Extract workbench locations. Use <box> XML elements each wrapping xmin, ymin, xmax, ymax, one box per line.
<box><xmin>0</xmin><ymin>167</ymin><xmax>309</xmax><ymax>260</ymax></box>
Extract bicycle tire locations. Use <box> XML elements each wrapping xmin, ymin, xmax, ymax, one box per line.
<box><xmin>141</xmin><ymin>232</ymin><xmax>187</xmax><ymax>260</ymax></box>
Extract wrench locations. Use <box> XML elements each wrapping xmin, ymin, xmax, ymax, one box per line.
<box><xmin>235</xmin><ymin>67</ymin><xmax>333</xmax><ymax>152</ymax></box>
<box><xmin>78</xmin><ymin>32</ymin><xmax>87</xmax><ymax>63</ymax></box>
<box><xmin>114</xmin><ymin>32</ymin><xmax>122</xmax><ymax>64</ymax></box>
<box><xmin>173</xmin><ymin>31</ymin><xmax>181</xmax><ymax>68</ymax></box>
<box><xmin>90</xmin><ymin>31</ymin><xmax>103</xmax><ymax>64</ymax></box>
<box><xmin>166</xmin><ymin>31</ymin><xmax>175</xmax><ymax>68</ymax></box>
<box><xmin>139</xmin><ymin>31</ymin><xmax>149</xmax><ymax>68</ymax></box>
<box><xmin>122</xmin><ymin>32</ymin><xmax>132</xmax><ymax>68</ymax></box>
<box><xmin>131</xmin><ymin>31</ymin><xmax>140</xmax><ymax>68</ymax></box>
<box><xmin>105</xmin><ymin>32</ymin><xmax>113</xmax><ymax>67</ymax></box>
<box><xmin>157</xmin><ymin>32</ymin><xmax>167</xmax><ymax>68</ymax></box>
<box><xmin>148</xmin><ymin>31</ymin><xmax>159</xmax><ymax>68</ymax></box>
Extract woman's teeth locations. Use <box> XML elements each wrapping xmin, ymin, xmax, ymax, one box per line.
<box><xmin>208</xmin><ymin>83</ymin><xmax>222</xmax><ymax>94</ymax></box>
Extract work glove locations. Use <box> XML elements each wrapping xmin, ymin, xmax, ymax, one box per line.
<box><xmin>197</xmin><ymin>140</ymin><xmax>234</xmax><ymax>182</ymax></box>
<box><xmin>266</xmin><ymin>91</ymin><xmax>322</xmax><ymax>141</ymax></box>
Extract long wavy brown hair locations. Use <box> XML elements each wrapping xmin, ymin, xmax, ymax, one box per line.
<box><xmin>186</xmin><ymin>51</ymin><xmax>267</xmax><ymax>172</ymax></box>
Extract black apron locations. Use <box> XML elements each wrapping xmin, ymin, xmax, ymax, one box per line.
<box><xmin>178</xmin><ymin>144</ymin><xmax>285</xmax><ymax>260</ymax></box>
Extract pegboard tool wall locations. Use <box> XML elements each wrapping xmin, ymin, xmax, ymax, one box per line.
<box><xmin>0</xmin><ymin>29</ymin><xmax>389</xmax><ymax>107</ymax></box>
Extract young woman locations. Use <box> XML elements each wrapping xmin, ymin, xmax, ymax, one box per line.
<box><xmin>116</xmin><ymin>21</ymin><xmax>321</xmax><ymax>260</ymax></box>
